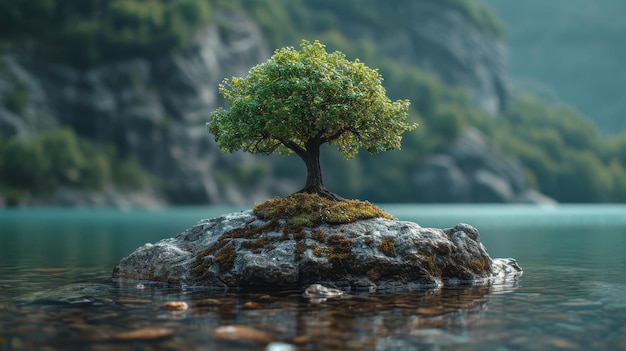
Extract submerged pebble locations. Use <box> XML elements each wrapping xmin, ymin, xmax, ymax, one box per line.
<box><xmin>303</xmin><ymin>284</ymin><xmax>344</xmax><ymax>299</ymax></box>
<box><xmin>266</xmin><ymin>341</ymin><xmax>297</xmax><ymax>351</ymax></box>
<box><xmin>243</xmin><ymin>301</ymin><xmax>262</xmax><ymax>309</ymax></box>
<box><xmin>112</xmin><ymin>327</ymin><xmax>174</xmax><ymax>340</ymax></box>
<box><xmin>415</xmin><ymin>307</ymin><xmax>449</xmax><ymax>316</ymax></box>
<box><xmin>160</xmin><ymin>301</ymin><xmax>189</xmax><ymax>311</ymax></box>
<box><xmin>213</xmin><ymin>325</ymin><xmax>273</xmax><ymax>344</ymax></box>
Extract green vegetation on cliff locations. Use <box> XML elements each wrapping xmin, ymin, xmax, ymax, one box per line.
<box><xmin>0</xmin><ymin>128</ymin><xmax>150</xmax><ymax>204</ymax></box>
<box><xmin>492</xmin><ymin>95</ymin><xmax>626</xmax><ymax>202</ymax></box>
<box><xmin>242</xmin><ymin>0</ymin><xmax>503</xmax><ymax>47</ymax></box>
<box><xmin>0</xmin><ymin>0</ymin><xmax>214</xmax><ymax>66</ymax></box>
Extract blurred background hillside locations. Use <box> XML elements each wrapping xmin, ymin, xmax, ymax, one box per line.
<box><xmin>1</xmin><ymin>0</ymin><xmax>625</xmax><ymax>207</ymax></box>
<box><xmin>485</xmin><ymin>0</ymin><xmax>626</xmax><ymax>135</ymax></box>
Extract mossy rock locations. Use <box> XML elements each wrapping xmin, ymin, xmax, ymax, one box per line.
<box><xmin>253</xmin><ymin>193</ymin><xmax>392</xmax><ymax>228</ymax></box>
<box><xmin>114</xmin><ymin>209</ymin><xmax>523</xmax><ymax>292</ymax></box>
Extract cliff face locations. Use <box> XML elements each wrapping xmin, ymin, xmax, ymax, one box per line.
<box><xmin>1</xmin><ymin>4</ymin><xmax>541</xmax><ymax>206</ymax></box>
<box><xmin>54</xmin><ymin>9</ymin><xmax>270</xmax><ymax>205</ymax></box>
<box><xmin>401</xmin><ymin>2</ymin><xmax>509</xmax><ymax>115</ymax></box>
<box><xmin>414</xmin><ymin>128</ymin><xmax>554</xmax><ymax>204</ymax></box>
<box><xmin>332</xmin><ymin>1</ymin><xmax>509</xmax><ymax>115</ymax></box>
<box><xmin>2</xmin><ymin>9</ymin><xmax>280</xmax><ymax>205</ymax></box>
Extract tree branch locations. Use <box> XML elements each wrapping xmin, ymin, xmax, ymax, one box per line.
<box><xmin>252</xmin><ymin>134</ymin><xmax>281</xmax><ymax>155</ymax></box>
<box><xmin>321</xmin><ymin>128</ymin><xmax>348</xmax><ymax>143</ymax></box>
<box><xmin>313</xmin><ymin>128</ymin><xmax>326</xmax><ymax>141</ymax></box>
<box><xmin>281</xmin><ymin>139</ymin><xmax>306</xmax><ymax>157</ymax></box>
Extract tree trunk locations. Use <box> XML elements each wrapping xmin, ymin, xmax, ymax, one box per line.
<box><xmin>296</xmin><ymin>142</ymin><xmax>343</xmax><ymax>201</ymax></box>
<box><xmin>303</xmin><ymin>143</ymin><xmax>323</xmax><ymax>192</ymax></box>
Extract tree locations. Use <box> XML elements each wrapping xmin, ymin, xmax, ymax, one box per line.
<box><xmin>207</xmin><ymin>40</ymin><xmax>415</xmax><ymax>200</ymax></box>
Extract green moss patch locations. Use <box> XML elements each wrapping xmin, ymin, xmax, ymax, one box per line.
<box><xmin>214</xmin><ymin>245</ymin><xmax>237</xmax><ymax>273</ymax></box>
<box><xmin>253</xmin><ymin>193</ymin><xmax>392</xmax><ymax>228</ymax></box>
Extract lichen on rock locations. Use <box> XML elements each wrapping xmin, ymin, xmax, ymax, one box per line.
<box><xmin>113</xmin><ymin>194</ymin><xmax>522</xmax><ymax>292</ymax></box>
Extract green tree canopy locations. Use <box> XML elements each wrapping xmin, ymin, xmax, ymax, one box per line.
<box><xmin>207</xmin><ymin>40</ymin><xmax>415</xmax><ymax>199</ymax></box>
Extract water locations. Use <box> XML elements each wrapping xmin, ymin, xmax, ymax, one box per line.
<box><xmin>1</xmin><ymin>204</ymin><xmax>625</xmax><ymax>350</ymax></box>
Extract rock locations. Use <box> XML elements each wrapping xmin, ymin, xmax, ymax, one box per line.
<box><xmin>113</xmin><ymin>210</ymin><xmax>523</xmax><ymax>292</ymax></box>
<box><xmin>112</xmin><ymin>327</ymin><xmax>174</xmax><ymax>341</ymax></box>
<box><xmin>160</xmin><ymin>301</ymin><xmax>189</xmax><ymax>311</ymax></box>
<box><xmin>492</xmin><ymin>258</ymin><xmax>523</xmax><ymax>281</ymax></box>
<box><xmin>414</xmin><ymin>128</ymin><xmax>556</xmax><ymax>204</ymax></box>
<box><xmin>303</xmin><ymin>284</ymin><xmax>345</xmax><ymax>299</ymax></box>
<box><xmin>267</xmin><ymin>342</ymin><xmax>297</xmax><ymax>351</ymax></box>
<box><xmin>242</xmin><ymin>301</ymin><xmax>261</xmax><ymax>309</ymax></box>
<box><xmin>412</xmin><ymin>155</ymin><xmax>471</xmax><ymax>202</ymax></box>
<box><xmin>212</xmin><ymin>325</ymin><xmax>273</xmax><ymax>344</ymax></box>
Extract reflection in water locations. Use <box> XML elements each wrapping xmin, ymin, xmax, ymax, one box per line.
<box><xmin>288</xmin><ymin>286</ymin><xmax>495</xmax><ymax>349</ymax></box>
<box><xmin>0</xmin><ymin>266</ymin><xmax>513</xmax><ymax>350</ymax></box>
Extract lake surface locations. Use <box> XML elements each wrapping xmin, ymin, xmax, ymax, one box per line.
<box><xmin>1</xmin><ymin>204</ymin><xmax>625</xmax><ymax>350</ymax></box>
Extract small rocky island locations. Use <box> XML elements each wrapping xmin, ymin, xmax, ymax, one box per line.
<box><xmin>114</xmin><ymin>41</ymin><xmax>522</xmax><ymax>292</ymax></box>
<box><xmin>113</xmin><ymin>193</ymin><xmax>522</xmax><ymax>292</ymax></box>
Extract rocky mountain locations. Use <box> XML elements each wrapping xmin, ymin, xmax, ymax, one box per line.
<box><xmin>2</xmin><ymin>9</ymin><xmax>283</xmax><ymax>205</ymax></box>
<box><xmin>414</xmin><ymin>128</ymin><xmax>553</xmax><ymax>203</ymax></box>
<box><xmin>0</xmin><ymin>3</ymin><xmax>549</xmax><ymax>206</ymax></box>
<box><xmin>332</xmin><ymin>0</ymin><xmax>510</xmax><ymax>116</ymax></box>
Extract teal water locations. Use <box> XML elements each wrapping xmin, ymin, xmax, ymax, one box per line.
<box><xmin>1</xmin><ymin>204</ymin><xmax>625</xmax><ymax>350</ymax></box>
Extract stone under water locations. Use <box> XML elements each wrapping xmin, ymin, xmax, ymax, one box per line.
<box><xmin>112</xmin><ymin>210</ymin><xmax>522</xmax><ymax>292</ymax></box>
